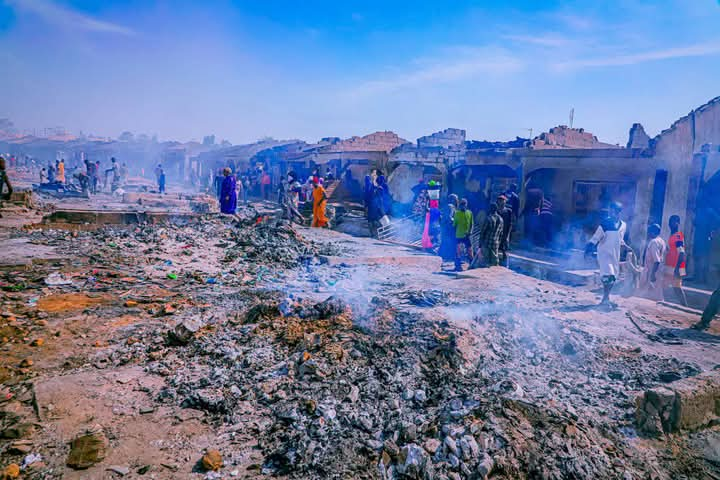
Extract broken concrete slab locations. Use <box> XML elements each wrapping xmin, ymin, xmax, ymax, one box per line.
<box><xmin>636</xmin><ymin>370</ymin><xmax>720</xmax><ymax>436</ymax></box>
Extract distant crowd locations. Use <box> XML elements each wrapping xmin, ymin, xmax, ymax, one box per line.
<box><xmin>213</xmin><ymin>165</ymin><xmax>332</xmax><ymax>229</ymax></box>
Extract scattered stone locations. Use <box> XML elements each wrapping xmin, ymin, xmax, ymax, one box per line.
<box><xmin>67</xmin><ymin>428</ymin><xmax>108</xmax><ymax>469</ymax></box>
<box><xmin>139</xmin><ymin>406</ymin><xmax>156</xmax><ymax>414</ymax></box>
<box><xmin>396</xmin><ymin>444</ymin><xmax>431</xmax><ymax>479</ymax></box>
<box><xmin>444</xmin><ymin>436</ymin><xmax>458</xmax><ymax>456</ymax></box>
<box><xmin>346</xmin><ymin>385</ymin><xmax>360</xmax><ymax>403</ymax></box>
<box><xmin>107</xmin><ymin>465</ymin><xmax>130</xmax><ymax>476</ymax></box>
<box><xmin>202</xmin><ymin>450</ymin><xmax>223</xmax><ymax>471</ymax></box>
<box><xmin>7</xmin><ymin>440</ymin><xmax>33</xmax><ymax>455</ymax></box>
<box><xmin>424</xmin><ymin>438</ymin><xmax>441</xmax><ymax>455</ymax></box>
<box><xmin>459</xmin><ymin>435</ymin><xmax>479</xmax><ymax>461</ymax></box>
<box><xmin>414</xmin><ymin>390</ymin><xmax>427</xmax><ymax>403</ymax></box>
<box><xmin>30</xmin><ymin>338</ymin><xmax>44</xmax><ymax>347</ymax></box>
<box><xmin>1</xmin><ymin>423</ymin><xmax>34</xmax><ymax>439</ymax></box>
<box><xmin>167</xmin><ymin>319</ymin><xmax>202</xmax><ymax>345</ymax></box>
<box><xmin>18</xmin><ymin>358</ymin><xmax>33</xmax><ymax>368</ymax></box>
<box><xmin>477</xmin><ymin>454</ymin><xmax>494</xmax><ymax>479</ymax></box>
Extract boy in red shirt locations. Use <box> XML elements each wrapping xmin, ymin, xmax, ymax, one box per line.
<box><xmin>665</xmin><ymin>215</ymin><xmax>688</xmax><ymax>306</ymax></box>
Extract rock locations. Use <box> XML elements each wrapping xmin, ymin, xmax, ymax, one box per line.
<box><xmin>459</xmin><ymin>435</ymin><xmax>480</xmax><ymax>460</ymax></box>
<box><xmin>401</xmin><ymin>422</ymin><xmax>417</xmax><ymax>442</ymax></box>
<box><xmin>477</xmin><ymin>454</ymin><xmax>494</xmax><ymax>479</ymax></box>
<box><xmin>444</xmin><ymin>436</ymin><xmax>458</xmax><ymax>456</ymax></box>
<box><xmin>396</xmin><ymin>443</ymin><xmax>429</xmax><ymax>479</ymax></box>
<box><xmin>303</xmin><ymin>398</ymin><xmax>317</xmax><ymax>415</ymax></box>
<box><xmin>202</xmin><ymin>450</ymin><xmax>223</xmax><ymax>471</ymax></box>
<box><xmin>658</xmin><ymin>371</ymin><xmax>682</xmax><ymax>383</ymax></box>
<box><xmin>1</xmin><ymin>464</ymin><xmax>20</xmax><ymax>480</ymax></box>
<box><xmin>18</xmin><ymin>358</ymin><xmax>33</xmax><ymax>368</ymax></box>
<box><xmin>318</xmin><ymin>404</ymin><xmax>336</xmax><ymax>422</ymax></box>
<box><xmin>414</xmin><ymin>390</ymin><xmax>427</xmax><ymax>403</ymax></box>
<box><xmin>448</xmin><ymin>453</ymin><xmax>460</xmax><ymax>469</ymax></box>
<box><xmin>402</xmin><ymin>389</ymin><xmax>414</xmax><ymax>401</ymax></box>
<box><xmin>67</xmin><ymin>429</ymin><xmax>108</xmax><ymax>469</ymax></box>
<box><xmin>7</xmin><ymin>440</ymin><xmax>33</xmax><ymax>455</ymax></box>
<box><xmin>313</xmin><ymin>296</ymin><xmax>349</xmax><ymax>319</ymax></box>
<box><xmin>139</xmin><ymin>406</ymin><xmax>156</xmax><ymax>414</ymax></box>
<box><xmin>107</xmin><ymin>465</ymin><xmax>130</xmax><ymax>476</ymax></box>
<box><xmin>137</xmin><ymin>465</ymin><xmax>152</xmax><ymax>474</ymax></box>
<box><xmin>383</xmin><ymin>439</ymin><xmax>400</xmax><ymax>458</ymax></box>
<box><xmin>167</xmin><ymin>319</ymin><xmax>202</xmax><ymax>345</ymax></box>
<box><xmin>346</xmin><ymin>385</ymin><xmax>360</xmax><ymax>403</ymax></box>
<box><xmin>297</xmin><ymin>359</ymin><xmax>325</xmax><ymax>379</ymax></box>
<box><xmin>30</xmin><ymin>338</ymin><xmax>44</xmax><ymax>347</ymax></box>
<box><xmin>1</xmin><ymin>423</ymin><xmax>34</xmax><ymax>439</ymax></box>
<box><xmin>424</xmin><ymin>438</ymin><xmax>441</xmax><ymax>454</ymax></box>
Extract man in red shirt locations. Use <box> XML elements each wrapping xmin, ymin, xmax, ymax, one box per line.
<box><xmin>665</xmin><ymin>215</ymin><xmax>688</xmax><ymax>306</ymax></box>
<box><xmin>261</xmin><ymin>171</ymin><xmax>271</xmax><ymax>200</ymax></box>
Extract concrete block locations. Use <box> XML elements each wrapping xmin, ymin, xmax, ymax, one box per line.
<box><xmin>636</xmin><ymin>371</ymin><xmax>720</xmax><ymax>436</ymax></box>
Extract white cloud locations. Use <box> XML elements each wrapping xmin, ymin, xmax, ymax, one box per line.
<box><xmin>349</xmin><ymin>47</ymin><xmax>524</xmax><ymax>98</ymax></box>
<box><xmin>554</xmin><ymin>41</ymin><xmax>720</xmax><ymax>69</ymax></box>
<box><xmin>7</xmin><ymin>0</ymin><xmax>134</xmax><ymax>35</ymax></box>
<box><xmin>503</xmin><ymin>33</ymin><xmax>572</xmax><ymax>48</ymax></box>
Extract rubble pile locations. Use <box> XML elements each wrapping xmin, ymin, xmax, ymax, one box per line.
<box><xmin>133</xmin><ymin>292</ymin><xmax>703</xmax><ymax>479</ymax></box>
<box><xmin>0</xmin><ymin>210</ymin><xmax>715</xmax><ymax>479</ymax></box>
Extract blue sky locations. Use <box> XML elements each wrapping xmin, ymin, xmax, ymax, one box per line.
<box><xmin>0</xmin><ymin>0</ymin><xmax>719</xmax><ymax>145</ymax></box>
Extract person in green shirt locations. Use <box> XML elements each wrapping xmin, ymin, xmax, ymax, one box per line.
<box><xmin>453</xmin><ymin>198</ymin><xmax>474</xmax><ymax>271</ymax></box>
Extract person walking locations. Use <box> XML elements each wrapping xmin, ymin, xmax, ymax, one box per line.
<box><xmin>367</xmin><ymin>182</ymin><xmax>385</xmax><ymax>238</ymax></box>
<box><xmin>665</xmin><ymin>214</ymin><xmax>689</xmax><ymax>306</ymax></box>
<box><xmin>311</xmin><ymin>179</ymin><xmax>329</xmax><ymax>228</ymax></box>
<box><xmin>496</xmin><ymin>195</ymin><xmax>513</xmax><ymax>267</ymax></box>
<box><xmin>158</xmin><ymin>167</ymin><xmax>166</xmax><ymax>194</ymax></box>
<box><xmin>439</xmin><ymin>194</ymin><xmax>459</xmax><ymax>262</ymax></box>
<box><xmin>57</xmin><ymin>159</ymin><xmax>66</xmax><ymax>184</ymax></box>
<box><xmin>475</xmin><ymin>204</ymin><xmax>504</xmax><ymax>268</ymax></box>
<box><xmin>0</xmin><ymin>156</ymin><xmax>13</xmax><ymax>200</ymax></box>
<box><xmin>284</xmin><ymin>172</ymin><xmax>304</xmax><ymax>224</ymax></box>
<box><xmin>47</xmin><ymin>162</ymin><xmax>56</xmax><ymax>183</ymax></box>
<box><xmin>261</xmin><ymin>171</ymin><xmax>271</xmax><ymax>200</ymax></box>
<box><xmin>585</xmin><ymin>202</ymin><xmax>627</xmax><ymax>308</ymax></box>
<box><xmin>693</xmin><ymin>285</ymin><xmax>720</xmax><ymax>330</ymax></box>
<box><xmin>219</xmin><ymin>168</ymin><xmax>237</xmax><ymax>214</ymax></box>
<box><xmin>453</xmin><ymin>198</ymin><xmax>474</xmax><ymax>271</ymax></box>
<box><xmin>638</xmin><ymin>223</ymin><xmax>666</xmax><ymax>301</ymax></box>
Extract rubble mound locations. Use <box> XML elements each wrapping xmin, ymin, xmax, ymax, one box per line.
<box><xmin>145</xmin><ymin>294</ymin><xmax>690</xmax><ymax>479</ymax></box>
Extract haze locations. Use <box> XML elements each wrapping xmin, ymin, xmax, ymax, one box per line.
<box><xmin>1</xmin><ymin>0</ymin><xmax>719</xmax><ymax>144</ymax></box>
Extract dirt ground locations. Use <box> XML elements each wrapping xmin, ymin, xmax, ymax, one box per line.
<box><xmin>2</xmin><ymin>196</ymin><xmax>720</xmax><ymax>479</ymax></box>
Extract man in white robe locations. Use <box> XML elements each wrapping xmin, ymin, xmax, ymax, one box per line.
<box><xmin>586</xmin><ymin>202</ymin><xmax>627</xmax><ymax>307</ymax></box>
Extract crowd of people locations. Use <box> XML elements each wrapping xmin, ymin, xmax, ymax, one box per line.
<box><xmin>33</xmin><ymin>156</ymin><xmax>130</xmax><ymax>195</ymax></box>
<box><xmin>395</xmin><ymin>178</ymin><xmax>520</xmax><ymax>273</ymax></box>
<box><xmin>213</xmin><ymin>165</ymin><xmax>331</xmax><ymax>229</ymax></box>
<box><xmin>583</xmin><ymin>204</ymin><xmax>692</xmax><ymax>311</ymax></box>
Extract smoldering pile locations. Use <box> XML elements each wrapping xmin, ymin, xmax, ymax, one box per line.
<box><xmin>134</xmin><ymin>292</ymin><xmax>673</xmax><ymax>480</ymax></box>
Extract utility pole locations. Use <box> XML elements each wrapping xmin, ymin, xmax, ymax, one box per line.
<box><xmin>569</xmin><ymin>108</ymin><xmax>575</xmax><ymax>129</ymax></box>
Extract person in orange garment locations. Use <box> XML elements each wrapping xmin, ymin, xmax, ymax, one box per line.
<box><xmin>56</xmin><ymin>159</ymin><xmax>65</xmax><ymax>184</ymax></box>
<box><xmin>311</xmin><ymin>179</ymin><xmax>329</xmax><ymax>228</ymax></box>
<box><xmin>665</xmin><ymin>214</ymin><xmax>689</xmax><ymax>306</ymax></box>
